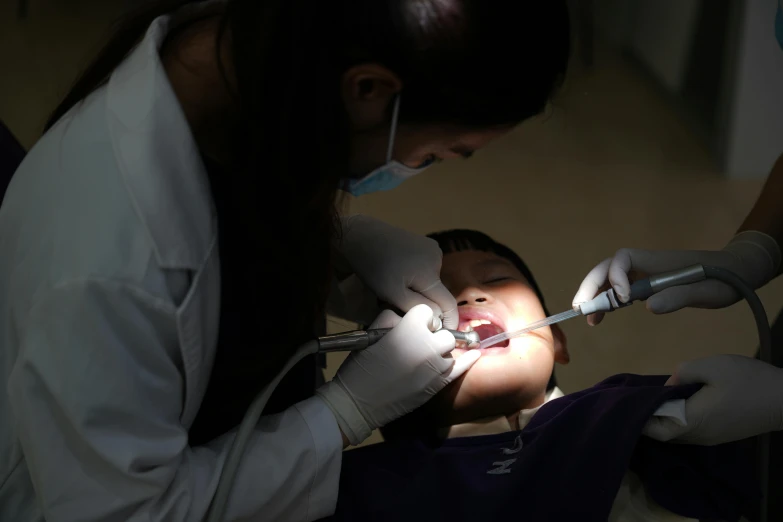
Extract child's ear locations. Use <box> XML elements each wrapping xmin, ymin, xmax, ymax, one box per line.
<box><xmin>552</xmin><ymin>324</ymin><xmax>570</xmax><ymax>364</ymax></box>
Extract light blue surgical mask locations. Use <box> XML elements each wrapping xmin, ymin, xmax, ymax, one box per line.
<box><xmin>776</xmin><ymin>0</ymin><xmax>783</xmax><ymax>50</ymax></box>
<box><xmin>342</xmin><ymin>95</ymin><xmax>433</xmax><ymax>197</ymax></box>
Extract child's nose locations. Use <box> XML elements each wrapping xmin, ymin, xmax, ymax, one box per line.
<box><xmin>456</xmin><ymin>287</ymin><xmax>493</xmax><ymax>306</ymax></box>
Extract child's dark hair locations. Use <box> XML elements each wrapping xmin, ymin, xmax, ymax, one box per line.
<box><xmin>427</xmin><ymin>229</ymin><xmax>551</xmax><ymax>317</ymax></box>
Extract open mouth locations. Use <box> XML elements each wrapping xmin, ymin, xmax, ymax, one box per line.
<box><xmin>457</xmin><ymin>318</ymin><xmax>510</xmax><ymax>348</ymax></box>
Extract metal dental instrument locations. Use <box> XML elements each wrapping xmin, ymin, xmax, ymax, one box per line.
<box><xmin>318</xmin><ymin>327</ymin><xmax>481</xmax><ymax>352</ymax></box>
<box><xmin>477</xmin><ymin>309</ymin><xmax>584</xmax><ymax>350</ymax></box>
<box><xmin>478</xmin><ymin>265</ymin><xmax>710</xmax><ymax>350</ymax></box>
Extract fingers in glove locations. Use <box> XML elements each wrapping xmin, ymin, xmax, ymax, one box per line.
<box><xmin>646</xmin><ymin>287</ymin><xmax>691</xmax><ymax>314</ymax></box>
<box><xmin>422</xmin><ymin>330</ymin><xmax>459</xmax><ymax>374</ymax></box>
<box><xmin>646</xmin><ymin>280</ymin><xmax>736</xmax><ymax>314</ymax></box>
<box><xmin>609</xmin><ymin>248</ymin><xmax>706</xmax><ymax>301</ymax></box>
<box><xmin>586</xmin><ymin>311</ymin><xmax>605</xmax><ymax>327</ymax></box>
<box><xmin>642</xmin><ymin>416</ymin><xmax>688</xmax><ymax>442</ymax></box>
<box><xmin>611</xmin><ymin>248</ymin><xmax>715</xmax><ymax>296</ymax></box>
<box><xmin>668</xmin><ymin>355</ymin><xmax>732</xmax><ymax>386</ymax></box>
<box><xmin>397</xmin><ymin>293</ymin><xmax>443</xmax><ymax>330</ymax></box>
<box><xmin>401</xmin><ymin>303</ymin><xmax>441</xmax><ymax>331</ymax></box>
<box><xmin>444</xmin><ymin>350</ymin><xmax>481</xmax><ymax>382</ymax></box>
<box><xmin>607</xmin><ymin>250</ymin><xmax>640</xmax><ymax>302</ymax></box>
<box><xmin>413</xmin><ymin>279</ymin><xmax>459</xmax><ymax>330</ymax></box>
<box><xmin>431</xmin><ymin>329</ymin><xmax>457</xmax><ymax>357</ymax></box>
<box><xmin>573</xmin><ymin>258</ymin><xmax>612</xmax><ymax>307</ymax></box>
<box><xmin>574</xmin><ymin>259</ymin><xmax>613</xmax><ymax>326</ymax></box>
<box><xmin>586</xmin><ymin>279</ymin><xmax>612</xmax><ymax>326</ymax></box>
<box><xmin>663</xmin><ymin>356</ymin><xmax>740</xmax><ymax>394</ymax></box>
<box><xmin>369</xmin><ymin>309</ymin><xmax>402</xmax><ymax>330</ymax></box>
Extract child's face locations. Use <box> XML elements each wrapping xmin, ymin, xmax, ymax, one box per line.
<box><xmin>430</xmin><ymin>250</ymin><xmax>568</xmax><ymax>425</ymax></box>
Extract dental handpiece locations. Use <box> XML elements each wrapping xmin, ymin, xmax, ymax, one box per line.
<box><xmin>318</xmin><ymin>328</ymin><xmax>481</xmax><ymax>353</ymax></box>
<box><xmin>578</xmin><ymin>264</ymin><xmax>707</xmax><ymax>315</ymax></box>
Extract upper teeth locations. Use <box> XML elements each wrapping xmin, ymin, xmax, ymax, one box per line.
<box><xmin>459</xmin><ymin>319</ymin><xmax>492</xmax><ymax>332</ymax></box>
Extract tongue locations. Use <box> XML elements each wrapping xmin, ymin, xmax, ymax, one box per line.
<box><xmin>472</xmin><ymin>324</ymin><xmax>509</xmax><ymax>348</ymax></box>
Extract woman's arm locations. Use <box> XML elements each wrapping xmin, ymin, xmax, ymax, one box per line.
<box><xmin>738</xmin><ymin>152</ymin><xmax>783</xmax><ymax>276</ymax></box>
<box><xmin>8</xmin><ymin>279</ymin><xmax>343</xmax><ymax>522</ymax></box>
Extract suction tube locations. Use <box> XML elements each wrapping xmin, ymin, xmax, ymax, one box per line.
<box><xmin>627</xmin><ymin>264</ymin><xmax>771</xmax><ymax>522</ymax></box>
<box><xmin>205</xmin><ymin>340</ymin><xmax>319</xmax><ymax>522</ymax></box>
<box><xmin>626</xmin><ymin>264</ymin><xmax>771</xmax><ymax>363</ymax></box>
<box><xmin>701</xmin><ymin>266</ymin><xmax>772</xmax><ymax>522</ymax></box>
<box><xmin>701</xmin><ymin>266</ymin><xmax>772</xmax><ymax>365</ymax></box>
<box><xmin>206</xmin><ymin>327</ymin><xmax>475</xmax><ymax>520</ymax></box>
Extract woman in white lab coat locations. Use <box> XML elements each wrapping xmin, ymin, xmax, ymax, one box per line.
<box><xmin>0</xmin><ymin>1</ymin><xmax>570</xmax><ymax>521</ymax></box>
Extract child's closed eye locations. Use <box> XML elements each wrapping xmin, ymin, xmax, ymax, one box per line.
<box><xmin>484</xmin><ymin>276</ymin><xmax>512</xmax><ymax>284</ymax></box>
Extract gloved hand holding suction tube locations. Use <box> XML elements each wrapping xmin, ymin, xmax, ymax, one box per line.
<box><xmin>316</xmin><ymin>304</ymin><xmax>481</xmax><ymax>446</ymax></box>
<box><xmin>572</xmin><ymin>231</ymin><xmax>781</xmax><ymax>325</ymax></box>
<box><xmin>335</xmin><ymin>215</ymin><xmax>460</xmax><ymax>329</ymax></box>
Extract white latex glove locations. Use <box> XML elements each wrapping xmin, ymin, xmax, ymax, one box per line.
<box><xmin>316</xmin><ymin>304</ymin><xmax>481</xmax><ymax>445</ymax></box>
<box><xmin>573</xmin><ymin>231</ymin><xmax>781</xmax><ymax>325</ymax></box>
<box><xmin>326</xmin><ymin>273</ymin><xmax>382</xmax><ymax>327</ymax></box>
<box><xmin>643</xmin><ymin>354</ymin><xmax>783</xmax><ymax>446</ymax></box>
<box><xmin>336</xmin><ymin>215</ymin><xmax>459</xmax><ymax>329</ymax></box>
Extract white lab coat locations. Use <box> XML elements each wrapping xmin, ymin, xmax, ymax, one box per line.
<box><xmin>0</xmin><ymin>6</ymin><xmax>342</xmax><ymax>522</ymax></box>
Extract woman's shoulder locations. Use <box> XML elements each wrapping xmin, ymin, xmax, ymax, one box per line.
<box><xmin>17</xmin><ymin>85</ymin><xmax>119</xmax><ymax>208</ymax></box>
<box><xmin>1</xmin><ymin>89</ymin><xmax>164</xmax><ymax>301</ymax></box>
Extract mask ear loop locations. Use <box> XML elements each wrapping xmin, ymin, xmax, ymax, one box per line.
<box><xmin>386</xmin><ymin>94</ymin><xmax>401</xmax><ymax>163</ymax></box>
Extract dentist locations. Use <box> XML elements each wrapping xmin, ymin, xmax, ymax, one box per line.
<box><xmin>0</xmin><ymin>1</ymin><xmax>570</xmax><ymax>520</ymax></box>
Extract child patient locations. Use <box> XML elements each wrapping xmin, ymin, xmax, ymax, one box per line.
<box><xmin>323</xmin><ymin>230</ymin><xmax>756</xmax><ymax>522</ymax></box>
<box><xmin>380</xmin><ymin>229</ymin><xmax>570</xmax><ymax>440</ymax></box>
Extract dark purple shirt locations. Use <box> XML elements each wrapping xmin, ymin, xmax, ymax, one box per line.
<box><xmin>323</xmin><ymin>375</ymin><xmax>758</xmax><ymax>522</ymax></box>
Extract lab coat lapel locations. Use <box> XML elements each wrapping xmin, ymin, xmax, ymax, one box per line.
<box><xmin>176</xmin><ymin>244</ymin><xmax>221</xmax><ymax>426</ymax></box>
<box><xmin>106</xmin><ymin>16</ymin><xmax>220</xmax><ymax>426</ymax></box>
<box><xmin>106</xmin><ymin>14</ymin><xmax>215</xmax><ymax>271</ymax></box>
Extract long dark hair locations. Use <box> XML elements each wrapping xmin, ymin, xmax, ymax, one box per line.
<box><xmin>46</xmin><ymin>0</ymin><xmax>570</xmax><ymax>440</ymax></box>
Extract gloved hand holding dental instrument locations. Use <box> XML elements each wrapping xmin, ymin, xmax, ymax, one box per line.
<box><xmin>571</xmin><ymin>152</ymin><xmax>783</xmax><ymax>327</ymax></box>
<box><xmin>332</xmin><ymin>215</ymin><xmax>459</xmax><ymax>329</ymax></box>
<box><xmin>317</xmin><ymin>304</ymin><xmax>481</xmax><ymax>446</ymax></box>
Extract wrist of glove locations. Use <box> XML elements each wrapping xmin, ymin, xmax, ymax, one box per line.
<box><xmin>668</xmin><ymin>230</ymin><xmax>782</xmax><ymax>312</ymax></box>
<box><xmin>722</xmin><ymin>230</ymin><xmax>781</xmax><ymax>290</ymax></box>
<box><xmin>643</xmin><ymin>354</ymin><xmax>783</xmax><ymax>446</ymax></box>
<box><xmin>317</xmin><ymin>378</ymin><xmax>374</xmax><ymax>445</ymax></box>
<box><xmin>316</xmin><ymin>305</ymin><xmax>480</xmax><ymax>446</ymax></box>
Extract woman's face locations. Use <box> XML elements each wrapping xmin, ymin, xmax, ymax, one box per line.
<box><xmin>341</xmin><ymin>65</ymin><xmax>511</xmax><ymax>177</ymax></box>
<box><xmin>426</xmin><ymin>249</ymin><xmax>568</xmax><ymax>426</ymax></box>
<box><xmin>348</xmin><ymin>123</ymin><xmax>511</xmax><ymax>178</ymax></box>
